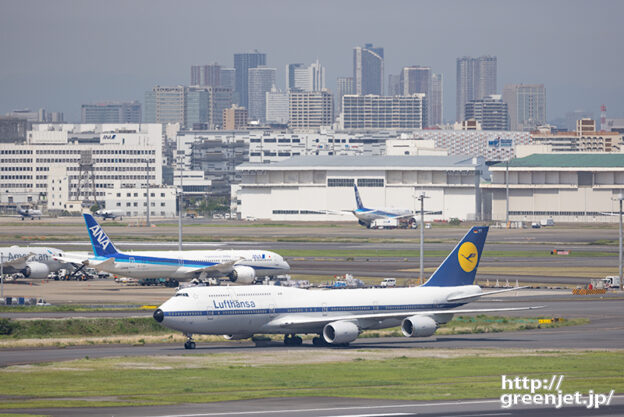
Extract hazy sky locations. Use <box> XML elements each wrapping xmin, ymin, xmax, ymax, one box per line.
<box><xmin>1</xmin><ymin>0</ymin><xmax>622</xmax><ymax>123</ymax></box>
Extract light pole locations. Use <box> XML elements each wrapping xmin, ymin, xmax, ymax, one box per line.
<box><xmin>505</xmin><ymin>159</ymin><xmax>510</xmax><ymax>227</ymax></box>
<box><xmin>416</xmin><ymin>192</ymin><xmax>429</xmax><ymax>284</ymax></box>
<box><xmin>1</xmin><ymin>252</ymin><xmax>4</xmax><ymax>300</ymax></box>
<box><xmin>616</xmin><ymin>194</ymin><xmax>624</xmax><ymax>291</ymax></box>
<box><xmin>177</xmin><ymin>139</ymin><xmax>183</xmax><ymax>251</ymax></box>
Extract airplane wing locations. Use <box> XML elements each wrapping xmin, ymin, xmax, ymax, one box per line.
<box><xmin>270</xmin><ymin>305</ymin><xmax>544</xmax><ymax>327</ymax></box>
<box><xmin>179</xmin><ymin>259</ymin><xmax>242</xmax><ymax>278</ymax></box>
<box><xmin>0</xmin><ymin>253</ymin><xmax>33</xmax><ymax>268</ymax></box>
<box><xmin>53</xmin><ymin>253</ymin><xmax>91</xmax><ymax>265</ymax></box>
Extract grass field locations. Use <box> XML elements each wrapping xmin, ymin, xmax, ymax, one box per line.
<box><xmin>0</xmin><ymin>350</ymin><xmax>621</xmax><ymax>409</ymax></box>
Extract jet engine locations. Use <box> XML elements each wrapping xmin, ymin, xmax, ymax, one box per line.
<box><xmin>401</xmin><ymin>315</ymin><xmax>437</xmax><ymax>337</ymax></box>
<box><xmin>228</xmin><ymin>265</ymin><xmax>256</xmax><ymax>284</ymax></box>
<box><xmin>223</xmin><ymin>334</ymin><xmax>252</xmax><ymax>340</ymax></box>
<box><xmin>22</xmin><ymin>262</ymin><xmax>50</xmax><ymax>279</ymax></box>
<box><xmin>322</xmin><ymin>320</ymin><xmax>360</xmax><ymax>345</ymax></box>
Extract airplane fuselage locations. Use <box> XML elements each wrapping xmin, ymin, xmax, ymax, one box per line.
<box><xmin>157</xmin><ymin>285</ymin><xmax>480</xmax><ymax>337</ymax></box>
<box><xmin>92</xmin><ymin>249</ymin><xmax>289</xmax><ymax>279</ymax></box>
<box><xmin>0</xmin><ymin>247</ymin><xmax>65</xmax><ymax>277</ymax></box>
<box><xmin>354</xmin><ymin>208</ymin><xmax>413</xmax><ymax>225</ymax></box>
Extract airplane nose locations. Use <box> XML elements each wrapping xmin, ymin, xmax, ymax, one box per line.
<box><xmin>153</xmin><ymin>308</ymin><xmax>164</xmax><ymax>323</ymax></box>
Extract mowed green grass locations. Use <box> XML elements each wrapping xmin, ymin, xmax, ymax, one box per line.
<box><xmin>280</xmin><ymin>249</ymin><xmax>616</xmax><ymax>258</ymax></box>
<box><xmin>0</xmin><ymin>351</ymin><xmax>622</xmax><ymax>409</ymax></box>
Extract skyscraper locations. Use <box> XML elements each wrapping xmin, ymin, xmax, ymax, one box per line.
<box><xmin>401</xmin><ymin>66</ymin><xmax>432</xmax><ymax>126</ymax></box>
<box><xmin>342</xmin><ymin>94</ymin><xmax>426</xmax><ymax>129</ymax></box>
<box><xmin>266</xmin><ymin>86</ymin><xmax>289</xmax><ymax>125</ymax></box>
<box><xmin>502</xmin><ymin>84</ymin><xmax>546</xmax><ymax>131</ymax></box>
<box><xmin>144</xmin><ymin>86</ymin><xmax>186</xmax><ymax>125</ymax></box>
<box><xmin>290</xmin><ymin>60</ymin><xmax>326</xmax><ymax>92</ymax></box>
<box><xmin>289</xmin><ymin>90</ymin><xmax>333</xmax><ymax>129</ymax></box>
<box><xmin>248</xmin><ymin>67</ymin><xmax>276</xmax><ymax>123</ymax></box>
<box><xmin>464</xmin><ymin>95</ymin><xmax>509</xmax><ymax>130</ymax></box>
<box><xmin>220</xmin><ymin>68</ymin><xmax>235</xmax><ymax>91</ymax></box>
<box><xmin>336</xmin><ymin>76</ymin><xmax>354</xmax><ymax>114</ymax></box>
<box><xmin>353</xmin><ymin>43</ymin><xmax>384</xmax><ymax>95</ymax></box>
<box><xmin>387</xmin><ymin>74</ymin><xmax>401</xmax><ymax>96</ymax></box>
<box><xmin>234</xmin><ymin>50</ymin><xmax>266</xmax><ymax>108</ymax></box>
<box><xmin>430</xmin><ymin>73</ymin><xmax>443</xmax><ymax>125</ymax></box>
<box><xmin>456</xmin><ymin>56</ymin><xmax>497</xmax><ymax>122</ymax></box>
<box><xmin>191</xmin><ymin>64</ymin><xmax>221</xmax><ymax>87</ymax></box>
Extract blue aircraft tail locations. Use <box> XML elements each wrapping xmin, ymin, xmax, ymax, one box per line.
<box><xmin>84</xmin><ymin>213</ymin><xmax>120</xmax><ymax>257</ymax></box>
<box><xmin>354</xmin><ymin>184</ymin><xmax>365</xmax><ymax>210</ymax></box>
<box><xmin>422</xmin><ymin>226</ymin><xmax>489</xmax><ymax>287</ymax></box>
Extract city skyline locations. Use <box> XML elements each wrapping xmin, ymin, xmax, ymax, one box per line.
<box><xmin>1</xmin><ymin>0</ymin><xmax>622</xmax><ymax>123</ymax></box>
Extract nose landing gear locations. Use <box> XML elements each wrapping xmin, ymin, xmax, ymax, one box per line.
<box><xmin>184</xmin><ymin>334</ymin><xmax>196</xmax><ymax>349</ymax></box>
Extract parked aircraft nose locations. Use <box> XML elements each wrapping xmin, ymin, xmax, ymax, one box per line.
<box><xmin>153</xmin><ymin>308</ymin><xmax>164</xmax><ymax>323</ymax></box>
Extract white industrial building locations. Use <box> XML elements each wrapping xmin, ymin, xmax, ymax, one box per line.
<box><xmin>235</xmin><ymin>155</ymin><xmax>485</xmax><ymax>222</ymax></box>
<box><xmin>104</xmin><ymin>183</ymin><xmax>177</xmax><ymax>218</ymax></box>
<box><xmin>485</xmin><ymin>153</ymin><xmax>624</xmax><ymax>223</ymax></box>
<box><xmin>0</xmin><ymin>124</ymin><xmax>163</xmax><ymax>211</ymax></box>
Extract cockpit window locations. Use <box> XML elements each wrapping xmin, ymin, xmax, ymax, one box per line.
<box><xmin>175</xmin><ymin>292</ymin><xmax>189</xmax><ymax>297</ymax></box>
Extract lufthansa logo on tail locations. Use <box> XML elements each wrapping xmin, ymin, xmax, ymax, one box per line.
<box><xmin>457</xmin><ymin>242</ymin><xmax>478</xmax><ymax>272</ymax></box>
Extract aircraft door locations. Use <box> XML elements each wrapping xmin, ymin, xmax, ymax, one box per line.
<box><xmin>322</xmin><ymin>303</ymin><xmax>328</xmax><ymax>317</ymax></box>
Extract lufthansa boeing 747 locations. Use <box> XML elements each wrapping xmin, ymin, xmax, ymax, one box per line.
<box><xmin>154</xmin><ymin>226</ymin><xmax>539</xmax><ymax>349</ymax></box>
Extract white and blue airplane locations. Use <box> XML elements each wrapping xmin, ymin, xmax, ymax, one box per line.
<box><xmin>95</xmin><ymin>209</ymin><xmax>125</xmax><ymax>220</ymax></box>
<box><xmin>56</xmin><ymin>214</ymin><xmax>290</xmax><ymax>284</ymax></box>
<box><xmin>0</xmin><ymin>246</ymin><xmax>66</xmax><ymax>278</ymax></box>
<box><xmin>351</xmin><ymin>184</ymin><xmax>415</xmax><ymax>228</ymax></box>
<box><xmin>154</xmin><ymin>226</ymin><xmax>538</xmax><ymax>349</ymax></box>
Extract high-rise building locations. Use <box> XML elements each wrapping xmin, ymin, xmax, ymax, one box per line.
<box><xmin>247</xmin><ymin>67</ymin><xmax>276</xmax><ymax>123</ymax></box>
<box><xmin>464</xmin><ymin>94</ymin><xmax>508</xmax><ymax>130</ymax></box>
<box><xmin>266</xmin><ymin>86</ymin><xmax>289</xmax><ymax>125</ymax></box>
<box><xmin>223</xmin><ymin>105</ymin><xmax>248</xmax><ymax>130</ymax></box>
<box><xmin>81</xmin><ymin>101</ymin><xmax>142</xmax><ymax>123</ymax></box>
<box><xmin>456</xmin><ymin>56</ymin><xmax>497</xmax><ymax>122</ymax></box>
<box><xmin>220</xmin><ymin>68</ymin><xmax>235</xmax><ymax>91</ymax></box>
<box><xmin>191</xmin><ymin>64</ymin><xmax>221</xmax><ymax>87</ymax></box>
<box><xmin>289</xmin><ymin>90</ymin><xmax>333</xmax><ymax>129</ymax></box>
<box><xmin>336</xmin><ymin>76</ymin><xmax>354</xmax><ymax>114</ymax></box>
<box><xmin>145</xmin><ymin>85</ymin><xmax>231</xmax><ymax>128</ymax></box>
<box><xmin>145</xmin><ymin>86</ymin><xmax>186</xmax><ymax>125</ymax></box>
<box><xmin>401</xmin><ymin>66</ymin><xmax>431</xmax><ymax>126</ymax></box>
<box><xmin>286</xmin><ymin>63</ymin><xmax>305</xmax><ymax>91</ymax></box>
<box><xmin>387</xmin><ymin>74</ymin><xmax>401</xmax><ymax>96</ymax></box>
<box><xmin>430</xmin><ymin>73</ymin><xmax>443</xmax><ymax>125</ymax></box>
<box><xmin>353</xmin><ymin>43</ymin><xmax>384</xmax><ymax>95</ymax></box>
<box><xmin>289</xmin><ymin>60</ymin><xmax>325</xmax><ymax>92</ymax></box>
<box><xmin>341</xmin><ymin>94</ymin><xmax>426</xmax><ymax>129</ymax></box>
<box><xmin>234</xmin><ymin>50</ymin><xmax>266</xmax><ymax>108</ymax></box>
<box><xmin>502</xmin><ymin>84</ymin><xmax>546</xmax><ymax>131</ymax></box>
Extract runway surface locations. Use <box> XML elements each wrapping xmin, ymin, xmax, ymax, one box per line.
<box><xmin>8</xmin><ymin>395</ymin><xmax>624</xmax><ymax>417</ymax></box>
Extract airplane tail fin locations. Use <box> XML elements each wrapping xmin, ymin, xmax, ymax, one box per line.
<box><xmin>422</xmin><ymin>226</ymin><xmax>489</xmax><ymax>287</ymax></box>
<box><xmin>83</xmin><ymin>213</ymin><xmax>120</xmax><ymax>257</ymax></box>
<box><xmin>354</xmin><ymin>184</ymin><xmax>364</xmax><ymax>210</ymax></box>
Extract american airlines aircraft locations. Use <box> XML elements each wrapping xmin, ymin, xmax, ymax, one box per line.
<box><xmin>154</xmin><ymin>226</ymin><xmax>538</xmax><ymax>349</ymax></box>
<box><xmin>56</xmin><ymin>214</ymin><xmax>290</xmax><ymax>284</ymax></box>
<box><xmin>351</xmin><ymin>184</ymin><xmax>415</xmax><ymax>228</ymax></box>
<box><xmin>0</xmin><ymin>246</ymin><xmax>66</xmax><ymax>278</ymax></box>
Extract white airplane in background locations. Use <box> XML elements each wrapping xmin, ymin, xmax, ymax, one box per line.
<box><xmin>351</xmin><ymin>184</ymin><xmax>415</xmax><ymax>228</ymax></box>
<box><xmin>17</xmin><ymin>205</ymin><xmax>42</xmax><ymax>220</ymax></box>
<box><xmin>56</xmin><ymin>214</ymin><xmax>290</xmax><ymax>284</ymax></box>
<box><xmin>95</xmin><ymin>209</ymin><xmax>125</xmax><ymax>220</ymax></box>
<box><xmin>0</xmin><ymin>246</ymin><xmax>66</xmax><ymax>278</ymax></box>
<box><xmin>154</xmin><ymin>226</ymin><xmax>539</xmax><ymax>349</ymax></box>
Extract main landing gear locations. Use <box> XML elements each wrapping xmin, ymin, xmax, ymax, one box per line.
<box><xmin>184</xmin><ymin>333</ymin><xmax>196</xmax><ymax>350</ymax></box>
<box><xmin>283</xmin><ymin>333</ymin><xmax>303</xmax><ymax>346</ymax></box>
<box><xmin>312</xmin><ymin>336</ymin><xmax>329</xmax><ymax>346</ymax></box>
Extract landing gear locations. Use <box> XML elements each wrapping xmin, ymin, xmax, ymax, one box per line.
<box><xmin>184</xmin><ymin>334</ymin><xmax>196</xmax><ymax>349</ymax></box>
<box><xmin>283</xmin><ymin>333</ymin><xmax>303</xmax><ymax>346</ymax></box>
<box><xmin>312</xmin><ymin>336</ymin><xmax>325</xmax><ymax>346</ymax></box>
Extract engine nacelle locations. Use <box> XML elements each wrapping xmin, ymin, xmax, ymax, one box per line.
<box><xmin>322</xmin><ymin>320</ymin><xmax>360</xmax><ymax>345</ymax></box>
<box><xmin>401</xmin><ymin>315</ymin><xmax>437</xmax><ymax>338</ymax></box>
<box><xmin>22</xmin><ymin>262</ymin><xmax>50</xmax><ymax>279</ymax></box>
<box><xmin>223</xmin><ymin>334</ymin><xmax>252</xmax><ymax>340</ymax></box>
<box><xmin>228</xmin><ymin>265</ymin><xmax>256</xmax><ymax>284</ymax></box>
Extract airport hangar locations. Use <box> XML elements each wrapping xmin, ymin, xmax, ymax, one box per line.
<box><xmin>234</xmin><ymin>155</ymin><xmax>486</xmax><ymax>222</ymax></box>
<box><xmin>484</xmin><ymin>153</ymin><xmax>624</xmax><ymax>223</ymax></box>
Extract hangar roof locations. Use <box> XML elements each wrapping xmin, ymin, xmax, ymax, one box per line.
<box><xmin>238</xmin><ymin>155</ymin><xmax>480</xmax><ymax>170</ymax></box>
<box><xmin>503</xmin><ymin>153</ymin><xmax>624</xmax><ymax>168</ymax></box>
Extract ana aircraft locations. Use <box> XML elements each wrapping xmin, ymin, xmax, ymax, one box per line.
<box><xmin>154</xmin><ymin>226</ymin><xmax>539</xmax><ymax>349</ymax></box>
<box><xmin>17</xmin><ymin>205</ymin><xmax>42</xmax><ymax>220</ymax></box>
<box><xmin>0</xmin><ymin>246</ymin><xmax>66</xmax><ymax>278</ymax></box>
<box><xmin>95</xmin><ymin>209</ymin><xmax>124</xmax><ymax>220</ymax></box>
<box><xmin>56</xmin><ymin>214</ymin><xmax>290</xmax><ymax>284</ymax></box>
<box><xmin>351</xmin><ymin>184</ymin><xmax>415</xmax><ymax>228</ymax></box>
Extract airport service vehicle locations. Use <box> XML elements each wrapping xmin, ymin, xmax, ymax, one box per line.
<box><xmin>351</xmin><ymin>185</ymin><xmax>415</xmax><ymax>228</ymax></box>
<box><xmin>17</xmin><ymin>205</ymin><xmax>42</xmax><ymax>220</ymax></box>
<box><xmin>540</xmin><ymin>218</ymin><xmax>555</xmax><ymax>227</ymax></box>
<box><xmin>603</xmin><ymin>276</ymin><xmax>621</xmax><ymax>289</ymax></box>
<box><xmin>95</xmin><ymin>209</ymin><xmax>124</xmax><ymax>220</ymax></box>
<box><xmin>0</xmin><ymin>246</ymin><xmax>66</xmax><ymax>278</ymax></box>
<box><xmin>380</xmin><ymin>278</ymin><xmax>396</xmax><ymax>287</ymax></box>
<box><xmin>154</xmin><ymin>226</ymin><xmax>539</xmax><ymax>349</ymax></box>
<box><xmin>57</xmin><ymin>214</ymin><xmax>290</xmax><ymax>284</ymax></box>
